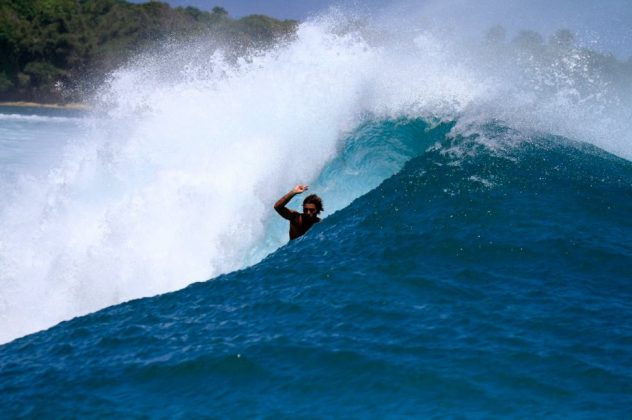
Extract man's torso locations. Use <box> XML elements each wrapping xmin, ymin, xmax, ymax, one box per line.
<box><xmin>289</xmin><ymin>212</ymin><xmax>320</xmax><ymax>240</ymax></box>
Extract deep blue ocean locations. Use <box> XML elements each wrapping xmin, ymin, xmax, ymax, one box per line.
<box><xmin>1</xmin><ymin>114</ymin><xmax>631</xmax><ymax>417</ymax></box>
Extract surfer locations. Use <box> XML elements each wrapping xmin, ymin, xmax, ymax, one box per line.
<box><xmin>274</xmin><ymin>185</ymin><xmax>323</xmax><ymax>240</ymax></box>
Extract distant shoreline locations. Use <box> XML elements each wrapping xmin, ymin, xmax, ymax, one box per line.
<box><xmin>0</xmin><ymin>101</ymin><xmax>89</xmax><ymax>110</ymax></box>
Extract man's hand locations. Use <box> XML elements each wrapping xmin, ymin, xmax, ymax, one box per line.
<box><xmin>275</xmin><ymin>184</ymin><xmax>309</xmax><ymax>220</ymax></box>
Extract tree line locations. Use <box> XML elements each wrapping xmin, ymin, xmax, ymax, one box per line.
<box><xmin>0</xmin><ymin>0</ymin><xmax>297</xmax><ymax>103</ymax></box>
<box><xmin>481</xmin><ymin>27</ymin><xmax>632</xmax><ymax>105</ymax></box>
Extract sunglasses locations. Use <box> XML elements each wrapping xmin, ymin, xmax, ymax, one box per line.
<box><xmin>303</xmin><ymin>207</ymin><xmax>317</xmax><ymax>214</ymax></box>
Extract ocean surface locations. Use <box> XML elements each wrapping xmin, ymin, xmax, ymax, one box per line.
<box><xmin>1</xmin><ymin>9</ymin><xmax>632</xmax><ymax>418</ymax></box>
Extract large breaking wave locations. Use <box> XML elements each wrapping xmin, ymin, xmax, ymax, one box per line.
<box><xmin>1</xmin><ymin>6</ymin><xmax>631</xmax><ymax>344</ymax></box>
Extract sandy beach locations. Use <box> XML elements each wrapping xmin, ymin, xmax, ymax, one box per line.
<box><xmin>0</xmin><ymin>101</ymin><xmax>89</xmax><ymax>110</ymax></box>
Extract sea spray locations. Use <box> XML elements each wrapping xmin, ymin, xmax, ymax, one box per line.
<box><xmin>0</xmin><ymin>19</ymin><xmax>382</xmax><ymax>344</ymax></box>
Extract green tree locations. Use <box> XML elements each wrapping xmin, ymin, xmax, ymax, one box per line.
<box><xmin>550</xmin><ymin>29</ymin><xmax>576</xmax><ymax>50</ymax></box>
<box><xmin>0</xmin><ymin>0</ymin><xmax>297</xmax><ymax>102</ymax></box>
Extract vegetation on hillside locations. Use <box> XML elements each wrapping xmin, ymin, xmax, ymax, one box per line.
<box><xmin>0</xmin><ymin>0</ymin><xmax>297</xmax><ymax>103</ymax></box>
<box><xmin>481</xmin><ymin>27</ymin><xmax>632</xmax><ymax>104</ymax></box>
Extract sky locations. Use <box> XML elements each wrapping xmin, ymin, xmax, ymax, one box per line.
<box><xmin>130</xmin><ymin>0</ymin><xmax>632</xmax><ymax>58</ymax></box>
<box><xmin>130</xmin><ymin>0</ymin><xmax>347</xmax><ymax>20</ymax></box>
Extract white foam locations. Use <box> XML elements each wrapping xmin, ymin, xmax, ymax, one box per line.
<box><xmin>0</xmin><ymin>113</ymin><xmax>81</xmax><ymax>123</ymax></box>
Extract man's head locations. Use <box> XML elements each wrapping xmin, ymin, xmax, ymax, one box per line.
<box><xmin>302</xmin><ymin>194</ymin><xmax>323</xmax><ymax>217</ymax></box>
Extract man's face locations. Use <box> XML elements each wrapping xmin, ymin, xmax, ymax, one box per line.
<box><xmin>303</xmin><ymin>204</ymin><xmax>317</xmax><ymax>218</ymax></box>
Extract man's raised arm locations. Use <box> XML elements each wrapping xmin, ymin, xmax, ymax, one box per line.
<box><xmin>274</xmin><ymin>185</ymin><xmax>308</xmax><ymax>220</ymax></box>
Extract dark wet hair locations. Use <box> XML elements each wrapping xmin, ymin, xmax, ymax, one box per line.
<box><xmin>303</xmin><ymin>194</ymin><xmax>324</xmax><ymax>215</ymax></box>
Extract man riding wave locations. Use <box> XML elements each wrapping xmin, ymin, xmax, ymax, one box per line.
<box><xmin>274</xmin><ymin>185</ymin><xmax>323</xmax><ymax>240</ymax></box>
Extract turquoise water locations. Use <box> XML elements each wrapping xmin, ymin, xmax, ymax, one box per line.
<box><xmin>1</xmin><ymin>113</ymin><xmax>631</xmax><ymax>417</ymax></box>
<box><xmin>0</xmin><ymin>106</ymin><xmax>85</xmax><ymax>180</ymax></box>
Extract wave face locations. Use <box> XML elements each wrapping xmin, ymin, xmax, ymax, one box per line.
<box><xmin>1</xmin><ymin>122</ymin><xmax>631</xmax><ymax>417</ymax></box>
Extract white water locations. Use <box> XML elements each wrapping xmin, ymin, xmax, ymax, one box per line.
<box><xmin>1</xmin><ymin>8</ymin><xmax>631</xmax><ymax>344</ymax></box>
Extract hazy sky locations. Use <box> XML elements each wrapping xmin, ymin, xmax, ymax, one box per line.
<box><xmin>131</xmin><ymin>0</ymin><xmax>632</xmax><ymax>58</ymax></box>
<box><xmin>130</xmin><ymin>0</ymin><xmax>339</xmax><ymax>19</ymax></box>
